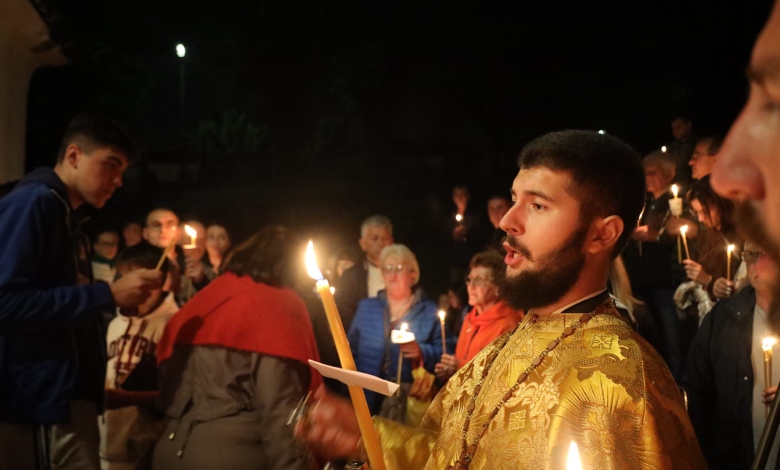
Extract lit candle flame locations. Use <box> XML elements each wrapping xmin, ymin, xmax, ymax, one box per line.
<box><xmin>438</xmin><ymin>310</ymin><xmax>446</xmax><ymax>322</ymax></box>
<box><xmin>455</xmin><ymin>214</ymin><xmax>463</xmax><ymax>223</ymax></box>
<box><xmin>401</xmin><ymin>322</ymin><xmax>408</xmax><ymax>332</ymax></box>
<box><xmin>330</xmin><ymin>286</ymin><xmax>335</xmax><ymax>294</ymax></box>
<box><xmin>566</xmin><ymin>441</ymin><xmax>582</xmax><ymax>470</ymax></box>
<box><xmin>183</xmin><ymin>224</ymin><xmax>197</xmax><ymax>248</ymax></box>
<box><xmin>672</xmin><ymin>184</ymin><xmax>679</xmax><ymax>199</ymax></box>
<box><xmin>680</xmin><ymin>225</ymin><xmax>688</xmax><ymax>235</ymax></box>
<box><xmin>661</xmin><ymin>145</ymin><xmax>667</xmax><ymax>153</ymax></box>
<box><xmin>727</xmin><ymin>244</ymin><xmax>735</xmax><ymax>253</ymax></box>
<box><xmin>763</xmin><ymin>337</ymin><xmax>776</xmax><ymax>352</ymax></box>
<box><xmin>305</xmin><ymin>240</ymin><xmax>324</xmax><ymax>281</ymax></box>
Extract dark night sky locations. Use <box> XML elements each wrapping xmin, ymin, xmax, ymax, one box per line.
<box><xmin>24</xmin><ymin>0</ymin><xmax>774</xmax><ymax>295</ymax></box>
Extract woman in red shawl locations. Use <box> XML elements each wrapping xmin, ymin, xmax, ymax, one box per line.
<box><xmin>152</xmin><ymin>226</ymin><xmax>321</xmax><ymax>470</ymax></box>
<box><xmin>434</xmin><ymin>251</ymin><xmax>523</xmax><ymax>380</ymax></box>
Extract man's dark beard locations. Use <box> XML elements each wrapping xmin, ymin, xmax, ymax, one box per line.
<box><xmin>736</xmin><ymin>203</ymin><xmax>780</xmax><ymax>334</ymax></box>
<box><xmin>498</xmin><ymin>226</ymin><xmax>588</xmax><ymax>312</ymax></box>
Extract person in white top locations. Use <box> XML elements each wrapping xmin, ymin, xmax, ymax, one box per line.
<box><xmin>100</xmin><ymin>244</ymin><xmax>179</xmax><ymax>470</ymax></box>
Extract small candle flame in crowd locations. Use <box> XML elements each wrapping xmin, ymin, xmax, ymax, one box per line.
<box><xmin>183</xmin><ymin>224</ymin><xmax>197</xmax><ymax>249</ymax></box>
<box><xmin>661</xmin><ymin>145</ymin><xmax>667</xmax><ymax>153</ymax></box>
<box><xmin>566</xmin><ymin>441</ymin><xmax>583</xmax><ymax>470</ymax></box>
<box><xmin>680</xmin><ymin>225</ymin><xmax>691</xmax><ymax>260</ymax></box>
<box><xmin>727</xmin><ymin>244</ymin><xmax>736</xmax><ymax>282</ymax></box>
<box><xmin>763</xmin><ymin>337</ymin><xmax>776</xmax><ymax>352</ymax></box>
<box><xmin>438</xmin><ymin>310</ymin><xmax>447</xmax><ymax>354</ymax></box>
<box><xmin>672</xmin><ymin>184</ymin><xmax>679</xmax><ymax>199</ymax></box>
<box><xmin>455</xmin><ymin>214</ymin><xmax>463</xmax><ymax>223</ymax></box>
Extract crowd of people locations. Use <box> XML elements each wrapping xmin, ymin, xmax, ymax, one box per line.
<box><xmin>0</xmin><ymin>2</ymin><xmax>779</xmax><ymax>469</ymax></box>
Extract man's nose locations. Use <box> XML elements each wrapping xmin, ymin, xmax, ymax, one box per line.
<box><xmin>711</xmin><ymin>112</ymin><xmax>766</xmax><ymax>202</ymax></box>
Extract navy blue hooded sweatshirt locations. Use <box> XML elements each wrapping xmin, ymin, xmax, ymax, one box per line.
<box><xmin>0</xmin><ymin>168</ymin><xmax>115</xmax><ymax>423</ymax></box>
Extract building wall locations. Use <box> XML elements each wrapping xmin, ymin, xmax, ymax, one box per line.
<box><xmin>0</xmin><ymin>0</ymin><xmax>66</xmax><ymax>184</ymax></box>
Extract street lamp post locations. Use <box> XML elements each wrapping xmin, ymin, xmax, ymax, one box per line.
<box><xmin>176</xmin><ymin>43</ymin><xmax>186</xmax><ymax>129</ymax></box>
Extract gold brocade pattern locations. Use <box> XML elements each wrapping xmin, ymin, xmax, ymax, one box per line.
<box><xmin>373</xmin><ymin>308</ymin><xmax>706</xmax><ymax>470</ymax></box>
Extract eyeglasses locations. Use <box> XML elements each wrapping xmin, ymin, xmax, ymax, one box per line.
<box><xmin>465</xmin><ymin>276</ymin><xmax>494</xmax><ymax>287</ymax></box>
<box><xmin>742</xmin><ymin>250</ymin><xmax>766</xmax><ymax>265</ymax></box>
<box><xmin>382</xmin><ymin>264</ymin><xmax>412</xmax><ymax>275</ymax></box>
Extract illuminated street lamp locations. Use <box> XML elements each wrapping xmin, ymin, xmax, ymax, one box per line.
<box><xmin>176</xmin><ymin>43</ymin><xmax>186</xmax><ymax>128</ymax></box>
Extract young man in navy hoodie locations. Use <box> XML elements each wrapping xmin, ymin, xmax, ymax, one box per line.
<box><xmin>0</xmin><ymin>114</ymin><xmax>163</xmax><ymax>470</ymax></box>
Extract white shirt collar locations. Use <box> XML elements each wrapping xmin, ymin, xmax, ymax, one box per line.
<box><xmin>552</xmin><ymin>288</ymin><xmax>608</xmax><ymax>314</ymax></box>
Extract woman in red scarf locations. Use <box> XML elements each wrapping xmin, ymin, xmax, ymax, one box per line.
<box><xmin>152</xmin><ymin>226</ymin><xmax>321</xmax><ymax>470</ymax></box>
<box><xmin>435</xmin><ymin>251</ymin><xmax>524</xmax><ymax>380</ymax></box>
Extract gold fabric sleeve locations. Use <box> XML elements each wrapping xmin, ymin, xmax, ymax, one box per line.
<box><xmin>373</xmin><ymin>416</ymin><xmax>437</xmax><ymax>470</ymax></box>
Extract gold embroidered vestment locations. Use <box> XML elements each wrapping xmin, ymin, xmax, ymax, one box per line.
<box><xmin>373</xmin><ymin>308</ymin><xmax>706</xmax><ymax>469</ymax></box>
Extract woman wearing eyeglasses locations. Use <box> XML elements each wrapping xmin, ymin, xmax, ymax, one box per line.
<box><xmin>347</xmin><ymin>244</ymin><xmax>450</xmax><ymax>420</ymax></box>
<box><xmin>434</xmin><ymin>251</ymin><xmax>524</xmax><ymax>382</ymax></box>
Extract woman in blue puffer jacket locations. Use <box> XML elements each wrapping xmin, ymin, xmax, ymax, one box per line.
<box><xmin>348</xmin><ymin>244</ymin><xmax>454</xmax><ymax>418</ymax></box>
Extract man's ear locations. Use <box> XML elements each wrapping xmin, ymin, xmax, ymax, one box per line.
<box><xmin>63</xmin><ymin>143</ymin><xmax>82</xmax><ymax>168</ymax></box>
<box><xmin>586</xmin><ymin>215</ymin><xmax>624</xmax><ymax>255</ymax></box>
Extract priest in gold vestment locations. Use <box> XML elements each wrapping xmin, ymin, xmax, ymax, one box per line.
<box><xmin>298</xmin><ymin>130</ymin><xmax>706</xmax><ymax>469</ymax></box>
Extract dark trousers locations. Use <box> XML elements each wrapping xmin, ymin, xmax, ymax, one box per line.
<box><xmin>0</xmin><ymin>400</ymin><xmax>100</xmax><ymax>470</ymax></box>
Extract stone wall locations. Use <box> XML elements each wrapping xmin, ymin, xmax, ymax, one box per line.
<box><xmin>0</xmin><ymin>0</ymin><xmax>66</xmax><ymax>184</ymax></box>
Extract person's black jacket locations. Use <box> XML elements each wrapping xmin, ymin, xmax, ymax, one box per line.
<box><xmin>623</xmin><ymin>189</ymin><xmax>689</xmax><ymax>289</ymax></box>
<box><xmin>334</xmin><ymin>259</ymin><xmax>369</xmax><ymax>332</ymax></box>
<box><xmin>684</xmin><ymin>286</ymin><xmax>763</xmax><ymax>470</ymax></box>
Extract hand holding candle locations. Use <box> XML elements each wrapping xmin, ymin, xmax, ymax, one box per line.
<box><xmin>680</xmin><ymin>225</ymin><xmax>691</xmax><ymax>260</ymax></box>
<box><xmin>438</xmin><ymin>310</ymin><xmax>447</xmax><ymax>354</ymax></box>
<box><xmin>391</xmin><ymin>323</ymin><xmax>414</xmax><ymax>385</ymax></box>
<box><xmin>304</xmin><ymin>241</ymin><xmax>387</xmax><ymax>470</ymax></box>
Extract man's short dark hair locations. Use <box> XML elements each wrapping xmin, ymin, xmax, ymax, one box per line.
<box><xmin>115</xmin><ymin>242</ymin><xmax>168</xmax><ymax>276</ymax></box>
<box><xmin>697</xmin><ymin>135</ymin><xmax>723</xmax><ymax>156</ymax></box>
<box><xmin>90</xmin><ymin>227</ymin><xmax>120</xmax><ymax>244</ymax></box>
<box><xmin>671</xmin><ymin>113</ymin><xmax>693</xmax><ymax>124</ymax></box>
<box><xmin>469</xmin><ymin>251</ymin><xmax>506</xmax><ymax>284</ymax></box>
<box><xmin>57</xmin><ymin>114</ymin><xmax>140</xmax><ymax>164</ymax></box>
<box><xmin>516</xmin><ymin>130</ymin><xmax>645</xmax><ymax>259</ymax></box>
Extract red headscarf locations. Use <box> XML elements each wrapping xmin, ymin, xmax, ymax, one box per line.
<box><xmin>157</xmin><ymin>272</ymin><xmax>322</xmax><ymax>391</ymax></box>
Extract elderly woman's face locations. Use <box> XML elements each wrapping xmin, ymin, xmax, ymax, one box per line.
<box><xmin>382</xmin><ymin>254</ymin><xmax>416</xmax><ymax>297</ymax></box>
<box><xmin>644</xmin><ymin>164</ymin><xmax>671</xmax><ymax>195</ymax></box>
